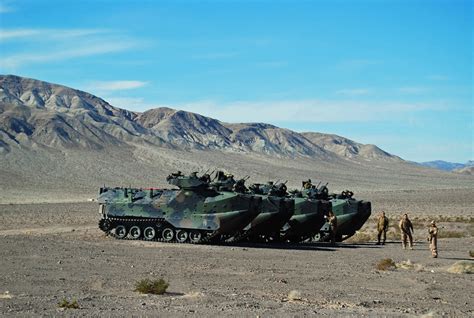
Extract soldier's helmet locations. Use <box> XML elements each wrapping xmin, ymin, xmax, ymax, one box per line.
<box><xmin>430</xmin><ymin>220</ymin><xmax>436</xmax><ymax>225</ymax></box>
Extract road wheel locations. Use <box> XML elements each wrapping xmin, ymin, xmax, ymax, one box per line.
<box><xmin>143</xmin><ymin>226</ymin><xmax>156</xmax><ymax>240</ymax></box>
<box><xmin>129</xmin><ymin>225</ymin><xmax>141</xmax><ymax>239</ymax></box>
<box><xmin>176</xmin><ymin>229</ymin><xmax>188</xmax><ymax>243</ymax></box>
<box><xmin>162</xmin><ymin>228</ymin><xmax>174</xmax><ymax>242</ymax></box>
<box><xmin>115</xmin><ymin>225</ymin><xmax>128</xmax><ymax>239</ymax></box>
<box><xmin>99</xmin><ymin>219</ymin><xmax>112</xmax><ymax>232</ymax></box>
<box><xmin>189</xmin><ymin>230</ymin><xmax>202</xmax><ymax>243</ymax></box>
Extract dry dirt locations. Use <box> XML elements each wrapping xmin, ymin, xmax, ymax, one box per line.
<box><xmin>0</xmin><ymin>201</ymin><xmax>472</xmax><ymax>317</ymax></box>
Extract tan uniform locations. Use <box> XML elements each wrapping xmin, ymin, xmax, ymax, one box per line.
<box><xmin>328</xmin><ymin>214</ymin><xmax>338</xmax><ymax>244</ymax></box>
<box><xmin>377</xmin><ymin>215</ymin><xmax>389</xmax><ymax>245</ymax></box>
<box><xmin>428</xmin><ymin>224</ymin><xmax>438</xmax><ymax>258</ymax></box>
<box><xmin>399</xmin><ymin>217</ymin><xmax>414</xmax><ymax>249</ymax></box>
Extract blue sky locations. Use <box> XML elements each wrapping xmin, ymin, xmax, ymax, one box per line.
<box><xmin>0</xmin><ymin>0</ymin><xmax>472</xmax><ymax>162</ymax></box>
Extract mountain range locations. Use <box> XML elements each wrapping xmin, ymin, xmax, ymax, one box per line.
<box><xmin>0</xmin><ymin>75</ymin><xmax>400</xmax><ymax>161</ymax></box>
<box><xmin>1</xmin><ymin>75</ymin><xmax>472</xmax><ymax>203</ymax></box>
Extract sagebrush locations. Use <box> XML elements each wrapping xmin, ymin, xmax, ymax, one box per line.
<box><xmin>376</xmin><ymin>258</ymin><xmax>396</xmax><ymax>271</ymax></box>
<box><xmin>58</xmin><ymin>298</ymin><xmax>79</xmax><ymax>309</ymax></box>
<box><xmin>135</xmin><ymin>278</ymin><xmax>169</xmax><ymax>295</ymax></box>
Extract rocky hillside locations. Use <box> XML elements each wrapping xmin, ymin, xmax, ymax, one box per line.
<box><xmin>1</xmin><ymin>74</ymin><xmax>395</xmax><ymax>161</ymax></box>
<box><xmin>301</xmin><ymin>132</ymin><xmax>401</xmax><ymax>161</ymax></box>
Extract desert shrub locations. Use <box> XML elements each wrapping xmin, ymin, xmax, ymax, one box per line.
<box><xmin>447</xmin><ymin>261</ymin><xmax>473</xmax><ymax>274</ymax></box>
<box><xmin>438</xmin><ymin>230</ymin><xmax>465</xmax><ymax>239</ymax></box>
<box><xmin>58</xmin><ymin>298</ymin><xmax>79</xmax><ymax>309</ymax></box>
<box><xmin>135</xmin><ymin>278</ymin><xmax>169</xmax><ymax>295</ymax></box>
<box><xmin>386</xmin><ymin>229</ymin><xmax>398</xmax><ymax>240</ymax></box>
<box><xmin>376</xmin><ymin>258</ymin><xmax>396</xmax><ymax>271</ymax></box>
<box><xmin>396</xmin><ymin>259</ymin><xmax>424</xmax><ymax>272</ymax></box>
<box><xmin>345</xmin><ymin>230</ymin><xmax>374</xmax><ymax>243</ymax></box>
<box><xmin>287</xmin><ymin>290</ymin><xmax>302</xmax><ymax>301</ymax></box>
<box><xmin>410</xmin><ymin>218</ymin><xmax>426</xmax><ymax>229</ymax></box>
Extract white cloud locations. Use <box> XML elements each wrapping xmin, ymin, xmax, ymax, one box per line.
<box><xmin>168</xmin><ymin>99</ymin><xmax>441</xmax><ymax>124</ymax></box>
<box><xmin>426</xmin><ymin>75</ymin><xmax>450</xmax><ymax>81</ymax></box>
<box><xmin>398</xmin><ymin>86</ymin><xmax>429</xmax><ymax>94</ymax></box>
<box><xmin>192</xmin><ymin>52</ymin><xmax>239</xmax><ymax>59</ymax></box>
<box><xmin>0</xmin><ymin>28</ymin><xmax>107</xmax><ymax>41</ymax></box>
<box><xmin>336</xmin><ymin>88</ymin><xmax>372</xmax><ymax>96</ymax></box>
<box><xmin>0</xmin><ymin>42</ymin><xmax>137</xmax><ymax>69</ymax></box>
<box><xmin>256</xmin><ymin>61</ymin><xmax>288</xmax><ymax>68</ymax></box>
<box><xmin>336</xmin><ymin>59</ymin><xmax>381</xmax><ymax>71</ymax></box>
<box><xmin>0</xmin><ymin>28</ymin><xmax>141</xmax><ymax>71</ymax></box>
<box><xmin>92</xmin><ymin>81</ymin><xmax>148</xmax><ymax>91</ymax></box>
<box><xmin>0</xmin><ymin>29</ymin><xmax>40</xmax><ymax>40</ymax></box>
<box><xmin>0</xmin><ymin>4</ymin><xmax>13</xmax><ymax>13</ymax></box>
<box><xmin>105</xmin><ymin>97</ymin><xmax>155</xmax><ymax>112</ymax></box>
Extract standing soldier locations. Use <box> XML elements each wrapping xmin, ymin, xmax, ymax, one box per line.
<box><xmin>399</xmin><ymin>213</ymin><xmax>414</xmax><ymax>249</ymax></box>
<box><xmin>327</xmin><ymin>211</ymin><xmax>338</xmax><ymax>245</ymax></box>
<box><xmin>303</xmin><ymin>179</ymin><xmax>312</xmax><ymax>189</ymax></box>
<box><xmin>376</xmin><ymin>211</ymin><xmax>389</xmax><ymax>245</ymax></box>
<box><xmin>428</xmin><ymin>221</ymin><xmax>438</xmax><ymax>258</ymax></box>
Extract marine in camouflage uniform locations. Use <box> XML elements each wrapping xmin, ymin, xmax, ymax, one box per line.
<box><xmin>376</xmin><ymin>211</ymin><xmax>389</xmax><ymax>245</ymax></box>
<box><xmin>428</xmin><ymin>221</ymin><xmax>438</xmax><ymax>258</ymax></box>
<box><xmin>327</xmin><ymin>210</ymin><xmax>338</xmax><ymax>244</ymax></box>
<box><xmin>302</xmin><ymin>179</ymin><xmax>312</xmax><ymax>190</ymax></box>
<box><xmin>399</xmin><ymin>213</ymin><xmax>414</xmax><ymax>249</ymax></box>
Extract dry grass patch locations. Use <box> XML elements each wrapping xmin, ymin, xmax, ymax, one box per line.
<box><xmin>376</xmin><ymin>258</ymin><xmax>396</xmax><ymax>271</ymax></box>
<box><xmin>438</xmin><ymin>230</ymin><xmax>465</xmax><ymax>239</ymax></box>
<box><xmin>58</xmin><ymin>298</ymin><xmax>79</xmax><ymax>309</ymax></box>
<box><xmin>287</xmin><ymin>290</ymin><xmax>302</xmax><ymax>301</ymax></box>
<box><xmin>396</xmin><ymin>259</ymin><xmax>424</xmax><ymax>272</ymax></box>
<box><xmin>345</xmin><ymin>230</ymin><xmax>374</xmax><ymax>243</ymax></box>
<box><xmin>446</xmin><ymin>261</ymin><xmax>473</xmax><ymax>274</ymax></box>
<box><xmin>135</xmin><ymin>278</ymin><xmax>169</xmax><ymax>295</ymax></box>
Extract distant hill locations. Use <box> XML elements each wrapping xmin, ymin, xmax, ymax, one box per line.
<box><xmin>452</xmin><ymin>166</ymin><xmax>474</xmax><ymax>175</ymax></box>
<box><xmin>418</xmin><ymin>160</ymin><xmax>473</xmax><ymax>172</ymax></box>
<box><xmin>0</xmin><ymin>75</ymin><xmax>397</xmax><ymax>161</ymax></box>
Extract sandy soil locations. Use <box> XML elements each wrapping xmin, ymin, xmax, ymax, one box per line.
<box><xmin>0</xmin><ymin>202</ymin><xmax>472</xmax><ymax>317</ymax></box>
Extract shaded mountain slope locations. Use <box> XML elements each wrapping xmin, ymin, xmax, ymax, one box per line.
<box><xmin>301</xmin><ymin>132</ymin><xmax>402</xmax><ymax>161</ymax></box>
<box><xmin>0</xmin><ymin>75</ymin><xmax>398</xmax><ymax>160</ymax></box>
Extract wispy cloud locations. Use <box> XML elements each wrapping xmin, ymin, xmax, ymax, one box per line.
<box><xmin>0</xmin><ymin>28</ymin><xmax>142</xmax><ymax>71</ymax></box>
<box><xmin>0</xmin><ymin>3</ymin><xmax>14</xmax><ymax>13</ymax></box>
<box><xmin>336</xmin><ymin>59</ymin><xmax>381</xmax><ymax>71</ymax></box>
<box><xmin>91</xmin><ymin>81</ymin><xmax>148</xmax><ymax>91</ymax></box>
<box><xmin>0</xmin><ymin>29</ymin><xmax>39</xmax><ymax>41</ymax></box>
<box><xmin>335</xmin><ymin>88</ymin><xmax>372</xmax><ymax>96</ymax></box>
<box><xmin>1</xmin><ymin>41</ymin><xmax>138</xmax><ymax>69</ymax></box>
<box><xmin>160</xmin><ymin>99</ymin><xmax>446</xmax><ymax>124</ymax></box>
<box><xmin>0</xmin><ymin>28</ymin><xmax>107</xmax><ymax>41</ymax></box>
<box><xmin>105</xmin><ymin>97</ymin><xmax>156</xmax><ymax>112</ymax></box>
<box><xmin>426</xmin><ymin>74</ymin><xmax>450</xmax><ymax>81</ymax></box>
<box><xmin>192</xmin><ymin>52</ymin><xmax>239</xmax><ymax>59</ymax></box>
<box><xmin>398</xmin><ymin>86</ymin><xmax>430</xmax><ymax>94</ymax></box>
<box><xmin>256</xmin><ymin>61</ymin><xmax>288</xmax><ymax>68</ymax></box>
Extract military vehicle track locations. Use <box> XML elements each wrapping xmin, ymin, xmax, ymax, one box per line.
<box><xmin>99</xmin><ymin>217</ymin><xmax>219</xmax><ymax>244</ymax></box>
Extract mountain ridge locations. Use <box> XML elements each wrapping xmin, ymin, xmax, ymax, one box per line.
<box><xmin>0</xmin><ymin>74</ymin><xmax>400</xmax><ymax>161</ymax></box>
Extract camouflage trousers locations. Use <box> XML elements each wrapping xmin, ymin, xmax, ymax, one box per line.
<box><xmin>329</xmin><ymin>229</ymin><xmax>336</xmax><ymax>244</ymax></box>
<box><xmin>430</xmin><ymin>237</ymin><xmax>438</xmax><ymax>258</ymax></box>
<box><xmin>401</xmin><ymin>231</ymin><xmax>413</xmax><ymax>249</ymax></box>
<box><xmin>377</xmin><ymin>230</ymin><xmax>387</xmax><ymax>244</ymax></box>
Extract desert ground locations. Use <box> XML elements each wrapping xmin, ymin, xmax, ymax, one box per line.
<box><xmin>0</xmin><ymin>198</ymin><xmax>472</xmax><ymax>317</ymax></box>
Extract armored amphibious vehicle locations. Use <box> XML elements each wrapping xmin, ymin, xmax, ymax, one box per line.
<box><xmin>208</xmin><ymin>173</ymin><xmax>295</xmax><ymax>242</ymax></box>
<box><xmin>97</xmin><ymin>172</ymin><xmax>262</xmax><ymax>244</ymax></box>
